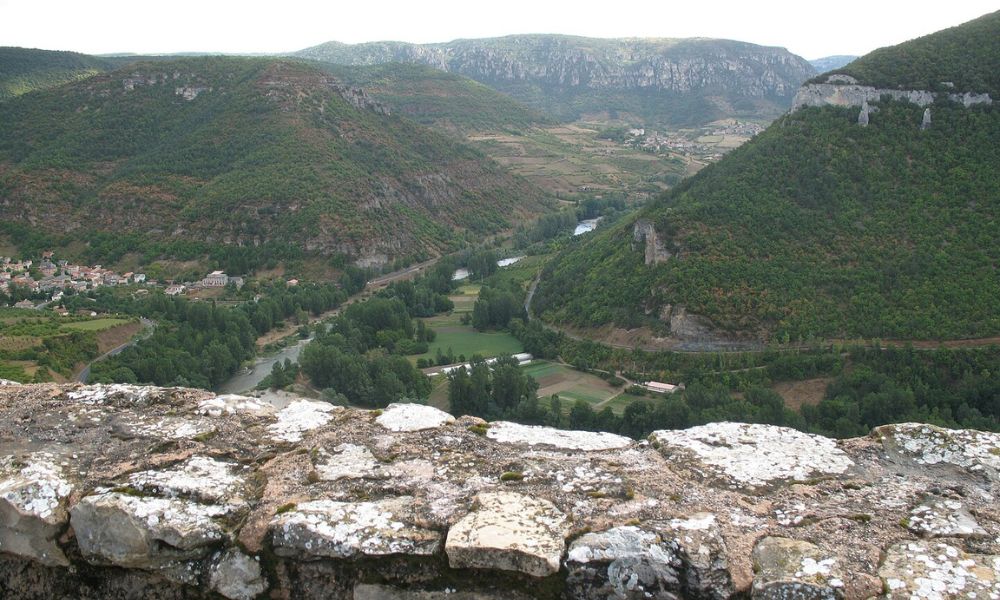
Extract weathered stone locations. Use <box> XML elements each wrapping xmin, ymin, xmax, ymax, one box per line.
<box><xmin>0</xmin><ymin>454</ymin><xmax>72</xmax><ymax>566</ymax></box>
<box><xmin>486</xmin><ymin>421</ymin><xmax>632</xmax><ymax>451</ymax></box>
<box><xmin>656</xmin><ymin>514</ymin><xmax>736</xmax><ymax>599</ymax></box>
<box><xmin>353</xmin><ymin>584</ymin><xmax>534</xmax><ymax>599</ymax></box>
<box><xmin>651</xmin><ymin>423</ymin><xmax>853</xmax><ymax>490</ymax></box>
<box><xmin>907</xmin><ymin>497</ymin><xmax>988</xmax><ymax>539</ymax></box>
<box><xmin>1</xmin><ymin>382</ymin><xmax>999</xmax><ymax>599</ymax></box>
<box><xmin>209</xmin><ymin>549</ymin><xmax>267</xmax><ymax>600</ymax></box>
<box><xmin>268</xmin><ymin>399</ymin><xmax>339</xmax><ymax>443</ymax></box>
<box><xmin>565</xmin><ymin>525</ymin><xmax>682</xmax><ymax>599</ymax></box>
<box><xmin>376</xmin><ymin>402</ymin><xmax>455</xmax><ymax>432</ymax></box>
<box><xmin>880</xmin><ymin>541</ymin><xmax>1000</xmax><ymax>599</ymax></box>
<box><xmin>198</xmin><ymin>394</ymin><xmax>275</xmax><ymax>417</ymax></box>
<box><xmin>314</xmin><ymin>443</ymin><xmax>384</xmax><ymax>481</ymax></box>
<box><xmin>70</xmin><ymin>492</ymin><xmax>225</xmax><ymax>568</ymax></box>
<box><xmin>128</xmin><ymin>456</ymin><xmax>249</xmax><ymax>509</ymax></box>
<box><xmin>752</xmin><ymin>537</ymin><xmax>845</xmax><ymax>599</ymax></box>
<box><xmin>270</xmin><ymin>497</ymin><xmax>442</xmax><ymax>559</ymax></box>
<box><xmin>876</xmin><ymin>422</ymin><xmax>1000</xmax><ymax>481</ymax></box>
<box><xmin>446</xmin><ymin>491</ymin><xmax>568</xmax><ymax>577</ymax></box>
<box><xmin>921</xmin><ymin>107</ymin><xmax>932</xmax><ymax>130</ymax></box>
<box><xmin>858</xmin><ymin>100</ymin><xmax>871</xmax><ymax>126</ymax></box>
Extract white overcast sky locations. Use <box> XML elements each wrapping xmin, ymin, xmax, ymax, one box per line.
<box><xmin>1</xmin><ymin>0</ymin><xmax>997</xmax><ymax>59</ymax></box>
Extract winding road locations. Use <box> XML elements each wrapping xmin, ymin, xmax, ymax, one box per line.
<box><xmin>76</xmin><ymin>318</ymin><xmax>155</xmax><ymax>383</ymax></box>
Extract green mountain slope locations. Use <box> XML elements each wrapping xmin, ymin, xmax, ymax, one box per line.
<box><xmin>319</xmin><ymin>62</ymin><xmax>550</xmax><ymax>133</ymax></box>
<box><xmin>0</xmin><ymin>57</ymin><xmax>551</xmax><ymax>264</ymax></box>
<box><xmin>816</xmin><ymin>10</ymin><xmax>1000</xmax><ymax>95</ymax></box>
<box><xmin>0</xmin><ymin>47</ymin><xmax>116</xmax><ymax>100</ymax></box>
<box><xmin>534</xmin><ymin>12</ymin><xmax>1000</xmax><ymax>344</ymax></box>
<box><xmin>295</xmin><ymin>35</ymin><xmax>816</xmax><ymax>127</ymax></box>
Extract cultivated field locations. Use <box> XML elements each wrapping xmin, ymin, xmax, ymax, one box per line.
<box><xmin>523</xmin><ymin>360</ymin><xmax>630</xmax><ymax>413</ymax></box>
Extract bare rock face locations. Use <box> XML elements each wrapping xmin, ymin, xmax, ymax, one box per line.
<box><xmin>792</xmin><ymin>82</ymin><xmax>993</xmax><ymax>111</ymax></box>
<box><xmin>209</xmin><ymin>549</ymin><xmax>267</xmax><ymax>600</ymax></box>
<box><xmin>70</xmin><ymin>492</ymin><xmax>227</xmax><ymax>569</ymax></box>
<box><xmin>446</xmin><ymin>491</ymin><xmax>568</xmax><ymax>577</ymax></box>
<box><xmin>633</xmin><ymin>219</ymin><xmax>671</xmax><ymax>265</ymax></box>
<box><xmin>0</xmin><ymin>383</ymin><xmax>998</xmax><ymax>599</ymax></box>
<box><xmin>752</xmin><ymin>537</ymin><xmax>846</xmax><ymax>599</ymax></box>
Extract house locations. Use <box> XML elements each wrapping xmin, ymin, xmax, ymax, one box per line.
<box><xmin>165</xmin><ymin>285</ymin><xmax>186</xmax><ymax>296</ymax></box>
<box><xmin>14</xmin><ymin>299</ymin><xmax>35</xmax><ymax>309</ymax></box>
<box><xmin>229</xmin><ymin>276</ymin><xmax>244</xmax><ymax>289</ymax></box>
<box><xmin>641</xmin><ymin>381</ymin><xmax>683</xmax><ymax>395</ymax></box>
<box><xmin>201</xmin><ymin>271</ymin><xmax>229</xmax><ymax>287</ymax></box>
<box><xmin>133</xmin><ymin>274</ymin><xmax>146</xmax><ymax>284</ymax></box>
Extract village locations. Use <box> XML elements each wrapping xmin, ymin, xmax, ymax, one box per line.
<box><xmin>620</xmin><ymin>119</ymin><xmax>766</xmax><ymax>160</ymax></box>
<box><xmin>0</xmin><ymin>253</ymin><xmax>245</xmax><ymax>308</ymax></box>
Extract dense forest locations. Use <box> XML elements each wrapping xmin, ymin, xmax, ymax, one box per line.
<box><xmin>297</xmin><ymin>259</ymin><xmax>456</xmax><ymax>406</ymax></box>
<box><xmin>81</xmin><ymin>281</ymin><xmax>349</xmax><ymax>388</ymax></box>
<box><xmin>536</xmin><ymin>100</ymin><xmax>1000</xmax><ymax>341</ymax></box>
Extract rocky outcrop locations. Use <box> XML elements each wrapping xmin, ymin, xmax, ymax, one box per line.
<box><xmin>0</xmin><ymin>383</ymin><xmax>998</xmax><ymax>599</ymax></box>
<box><xmin>295</xmin><ymin>36</ymin><xmax>816</xmax><ymax>124</ymax></box>
<box><xmin>633</xmin><ymin>219</ymin><xmax>671</xmax><ymax>265</ymax></box>
<box><xmin>298</xmin><ymin>37</ymin><xmax>814</xmax><ymax>98</ymax></box>
<box><xmin>792</xmin><ymin>77</ymin><xmax>993</xmax><ymax>111</ymax></box>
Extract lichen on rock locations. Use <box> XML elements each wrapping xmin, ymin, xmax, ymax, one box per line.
<box><xmin>270</xmin><ymin>496</ymin><xmax>442</xmax><ymax>559</ymax></box>
<box><xmin>487</xmin><ymin>421</ymin><xmax>632</xmax><ymax>451</ymax></box>
<box><xmin>651</xmin><ymin>422</ymin><xmax>854</xmax><ymax>489</ymax></box>
<box><xmin>376</xmin><ymin>402</ymin><xmax>455</xmax><ymax>432</ymax></box>
<box><xmin>0</xmin><ymin>382</ymin><xmax>997</xmax><ymax>599</ymax></box>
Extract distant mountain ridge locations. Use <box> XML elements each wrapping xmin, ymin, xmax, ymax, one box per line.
<box><xmin>294</xmin><ymin>35</ymin><xmax>817</xmax><ymax>126</ymax></box>
<box><xmin>533</xmin><ymin>10</ymin><xmax>1000</xmax><ymax>345</ymax></box>
<box><xmin>809</xmin><ymin>55</ymin><xmax>857</xmax><ymax>72</ymax></box>
<box><xmin>0</xmin><ymin>57</ymin><xmax>550</xmax><ymax>266</ymax></box>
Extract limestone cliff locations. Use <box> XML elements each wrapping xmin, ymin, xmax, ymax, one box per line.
<box><xmin>0</xmin><ymin>381</ymin><xmax>998</xmax><ymax>599</ymax></box>
<box><xmin>792</xmin><ymin>75</ymin><xmax>993</xmax><ymax>111</ymax></box>
<box><xmin>295</xmin><ymin>36</ymin><xmax>816</xmax><ymax>125</ymax></box>
<box><xmin>632</xmin><ymin>219</ymin><xmax>671</xmax><ymax>266</ymax></box>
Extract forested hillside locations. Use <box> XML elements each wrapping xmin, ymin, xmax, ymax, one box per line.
<box><xmin>817</xmin><ymin>10</ymin><xmax>1000</xmax><ymax>95</ymax></box>
<box><xmin>0</xmin><ymin>47</ymin><xmax>114</xmax><ymax>100</ymax></box>
<box><xmin>320</xmin><ymin>62</ymin><xmax>549</xmax><ymax>133</ymax></box>
<box><xmin>534</xmin><ymin>13</ymin><xmax>1000</xmax><ymax>343</ymax></box>
<box><xmin>0</xmin><ymin>57</ymin><xmax>551</xmax><ymax>265</ymax></box>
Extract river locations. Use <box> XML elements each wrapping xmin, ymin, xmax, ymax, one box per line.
<box><xmin>574</xmin><ymin>217</ymin><xmax>602</xmax><ymax>235</ymax></box>
<box><xmin>215</xmin><ymin>335</ymin><xmax>312</xmax><ymax>394</ymax></box>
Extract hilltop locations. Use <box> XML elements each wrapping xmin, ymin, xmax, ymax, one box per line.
<box><xmin>0</xmin><ymin>57</ymin><xmax>551</xmax><ymax>267</ymax></box>
<box><xmin>0</xmin><ymin>47</ymin><xmax>116</xmax><ymax>100</ymax></box>
<box><xmin>533</xmin><ymin>11</ymin><xmax>1000</xmax><ymax>345</ymax></box>
<box><xmin>295</xmin><ymin>35</ymin><xmax>816</xmax><ymax>127</ymax></box>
